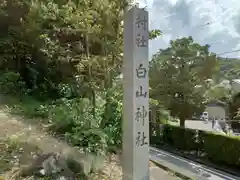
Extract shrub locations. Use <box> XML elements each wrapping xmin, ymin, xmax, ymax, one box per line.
<box><xmin>0</xmin><ymin>72</ymin><xmax>26</xmax><ymax>95</ymax></box>
<box><xmin>45</xmin><ymin>98</ymin><xmax>108</xmax><ymax>154</ymax></box>
<box><xmin>202</xmin><ymin>131</ymin><xmax>240</xmax><ymax>166</ymax></box>
<box><xmin>151</xmin><ymin>124</ymin><xmax>240</xmax><ymax>168</ymax></box>
<box><xmin>160</xmin><ymin>125</ymin><xmax>198</xmax><ymax>150</ymax></box>
<box><xmin>103</xmin><ymin>93</ymin><xmax>122</xmax><ymax>151</ymax></box>
<box><xmin>149</xmin><ymin>122</ymin><xmax>163</xmax><ymax>145</ymax></box>
<box><xmin>2</xmin><ymin>86</ymin><xmax>123</xmax><ymax>155</ymax></box>
<box><xmin>171</xmin><ymin>126</ymin><xmax>187</xmax><ymax>149</ymax></box>
<box><xmin>184</xmin><ymin>128</ymin><xmax>200</xmax><ymax>151</ymax></box>
<box><xmin>0</xmin><ymin>72</ymin><xmax>123</xmax><ymax>155</ymax></box>
<box><xmin>161</xmin><ymin>124</ymin><xmax>173</xmax><ymax>144</ymax></box>
<box><xmin>10</xmin><ymin>96</ymin><xmax>49</xmax><ymax>119</ymax></box>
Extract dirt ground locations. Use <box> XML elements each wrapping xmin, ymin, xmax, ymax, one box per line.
<box><xmin>0</xmin><ymin>108</ymin><xmax>180</xmax><ymax>180</ymax></box>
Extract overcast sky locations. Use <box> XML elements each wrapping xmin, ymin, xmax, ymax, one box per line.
<box><xmin>137</xmin><ymin>0</ymin><xmax>240</xmax><ymax>59</ymax></box>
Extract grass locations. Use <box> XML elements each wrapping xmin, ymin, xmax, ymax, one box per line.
<box><xmin>0</xmin><ymin>95</ymin><xmax>50</xmax><ymax>124</ymax></box>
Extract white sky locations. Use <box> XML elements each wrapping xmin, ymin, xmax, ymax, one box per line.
<box><xmin>137</xmin><ymin>0</ymin><xmax>240</xmax><ymax>59</ymax></box>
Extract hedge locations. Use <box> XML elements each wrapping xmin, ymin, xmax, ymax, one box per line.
<box><xmin>150</xmin><ymin>123</ymin><xmax>240</xmax><ymax>168</ymax></box>
<box><xmin>160</xmin><ymin>125</ymin><xmax>201</xmax><ymax>151</ymax></box>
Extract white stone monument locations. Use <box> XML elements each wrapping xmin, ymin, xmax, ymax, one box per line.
<box><xmin>123</xmin><ymin>5</ymin><xmax>149</xmax><ymax>180</ymax></box>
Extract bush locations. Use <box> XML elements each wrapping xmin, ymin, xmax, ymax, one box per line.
<box><xmin>202</xmin><ymin>131</ymin><xmax>240</xmax><ymax>166</ymax></box>
<box><xmin>0</xmin><ymin>72</ymin><xmax>26</xmax><ymax>95</ymax></box>
<box><xmin>149</xmin><ymin>122</ymin><xmax>163</xmax><ymax>145</ymax></box>
<box><xmin>161</xmin><ymin>124</ymin><xmax>173</xmax><ymax>144</ymax></box>
<box><xmin>0</xmin><ymin>71</ymin><xmax>123</xmax><ymax>155</ymax></box>
<box><xmin>46</xmin><ymin>94</ymin><xmax>123</xmax><ymax>154</ymax></box>
<box><xmin>151</xmin><ymin>124</ymin><xmax>240</xmax><ymax>168</ymax></box>
<box><xmin>44</xmin><ymin>98</ymin><xmax>108</xmax><ymax>154</ymax></box>
<box><xmin>102</xmin><ymin>90</ymin><xmax>123</xmax><ymax>151</ymax></box>
<box><xmin>160</xmin><ymin>125</ymin><xmax>198</xmax><ymax>151</ymax></box>
<box><xmin>184</xmin><ymin>128</ymin><xmax>200</xmax><ymax>151</ymax></box>
<box><xmin>9</xmin><ymin>96</ymin><xmax>49</xmax><ymax>119</ymax></box>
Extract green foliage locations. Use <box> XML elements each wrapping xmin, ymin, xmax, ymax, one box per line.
<box><xmin>10</xmin><ymin>96</ymin><xmax>49</xmax><ymax>119</ymax></box>
<box><xmin>0</xmin><ymin>0</ymin><xmax>127</xmax><ymax>157</ymax></box>
<box><xmin>31</xmin><ymin>96</ymin><xmax>123</xmax><ymax>154</ymax></box>
<box><xmin>161</xmin><ymin>125</ymin><xmax>199</xmax><ymax>151</ymax></box>
<box><xmin>216</xmin><ymin>57</ymin><xmax>240</xmax><ymax>81</ymax></box>
<box><xmin>62</xmin><ymin>99</ymin><xmax>108</xmax><ymax>154</ymax></box>
<box><xmin>0</xmin><ymin>0</ymin><xmax>127</xmax><ymax>100</ymax></box>
<box><xmin>0</xmin><ymin>1</ymin><xmax>165</xmax><ymax>175</ymax></box>
<box><xmin>204</xmin><ymin>85</ymin><xmax>231</xmax><ymax>103</ymax></box>
<box><xmin>202</xmin><ymin>132</ymin><xmax>240</xmax><ymax>166</ymax></box>
<box><xmin>149</xmin><ymin>36</ymin><xmax>217</xmax><ymax>126</ymax></box>
<box><xmin>102</xmin><ymin>89</ymin><xmax>123</xmax><ymax>151</ymax></box>
<box><xmin>151</xmin><ymin>124</ymin><xmax>240</xmax><ymax>167</ymax></box>
<box><xmin>6</xmin><ymin>95</ymin><xmax>122</xmax><ymax>154</ymax></box>
<box><xmin>149</xmin><ymin>29</ymin><xmax>162</xmax><ymax>40</ymax></box>
<box><xmin>229</xmin><ymin>94</ymin><xmax>240</xmax><ymax>130</ymax></box>
<box><xmin>1</xmin><ymin>78</ymin><xmax>123</xmax><ymax>154</ymax></box>
<box><xmin>159</xmin><ymin>110</ymin><xmax>170</xmax><ymax>122</ymax></box>
<box><xmin>0</xmin><ymin>0</ymin><xmax>134</xmax><ymax>178</ymax></box>
<box><xmin>0</xmin><ymin>72</ymin><xmax>26</xmax><ymax>95</ymax></box>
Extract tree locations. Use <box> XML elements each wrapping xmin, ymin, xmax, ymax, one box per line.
<box><xmin>0</xmin><ymin>0</ymin><xmax>129</xmax><ymax>102</ymax></box>
<box><xmin>204</xmin><ymin>83</ymin><xmax>231</xmax><ymax>103</ymax></box>
<box><xmin>149</xmin><ymin>36</ymin><xmax>217</xmax><ymax>127</ymax></box>
<box><xmin>149</xmin><ymin>29</ymin><xmax>162</xmax><ymax>40</ymax></box>
<box><xmin>215</xmin><ymin>57</ymin><xmax>240</xmax><ymax>81</ymax></box>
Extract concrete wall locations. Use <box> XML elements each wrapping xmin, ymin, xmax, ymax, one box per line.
<box><xmin>206</xmin><ymin>105</ymin><xmax>226</xmax><ymax>120</ymax></box>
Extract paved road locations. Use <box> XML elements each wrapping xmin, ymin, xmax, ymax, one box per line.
<box><xmin>149</xmin><ymin>166</ymin><xmax>181</xmax><ymax>180</ymax></box>
<box><xmin>150</xmin><ymin>147</ymin><xmax>240</xmax><ymax>180</ymax></box>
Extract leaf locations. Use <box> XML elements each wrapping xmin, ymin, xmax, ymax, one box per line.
<box><xmin>149</xmin><ymin>36</ymin><xmax>217</xmax><ymax>126</ymax></box>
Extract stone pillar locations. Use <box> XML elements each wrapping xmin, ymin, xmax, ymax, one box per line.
<box><xmin>123</xmin><ymin>6</ymin><xmax>149</xmax><ymax>180</ymax></box>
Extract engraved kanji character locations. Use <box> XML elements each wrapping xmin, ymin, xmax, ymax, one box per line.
<box><xmin>136</xmin><ymin>132</ymin><xmax>148</xmax><ymax>147</ymax></box>
<box><xmin>136</xmin><ymin>34</ymin><xmax>147</xmax><ymax>47</ymax></box>
<box><xmin>135</xmin><ymin>106</ymin><xmax>148</xmax><ymax>126</ymax></box>
<box><xmin>136</xmin><ymin>64</ymin><xmax>147</xmax><ymax>78</ymax></box>
<box><xmin>136</xmin><ymin>86</ymin><xmax>147</xmax><ymax>98</ymax></box>
<box><xmin>135</xmin><ymin>15</ymin><xmax>147</xmax><ymax>30</ymax></box>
